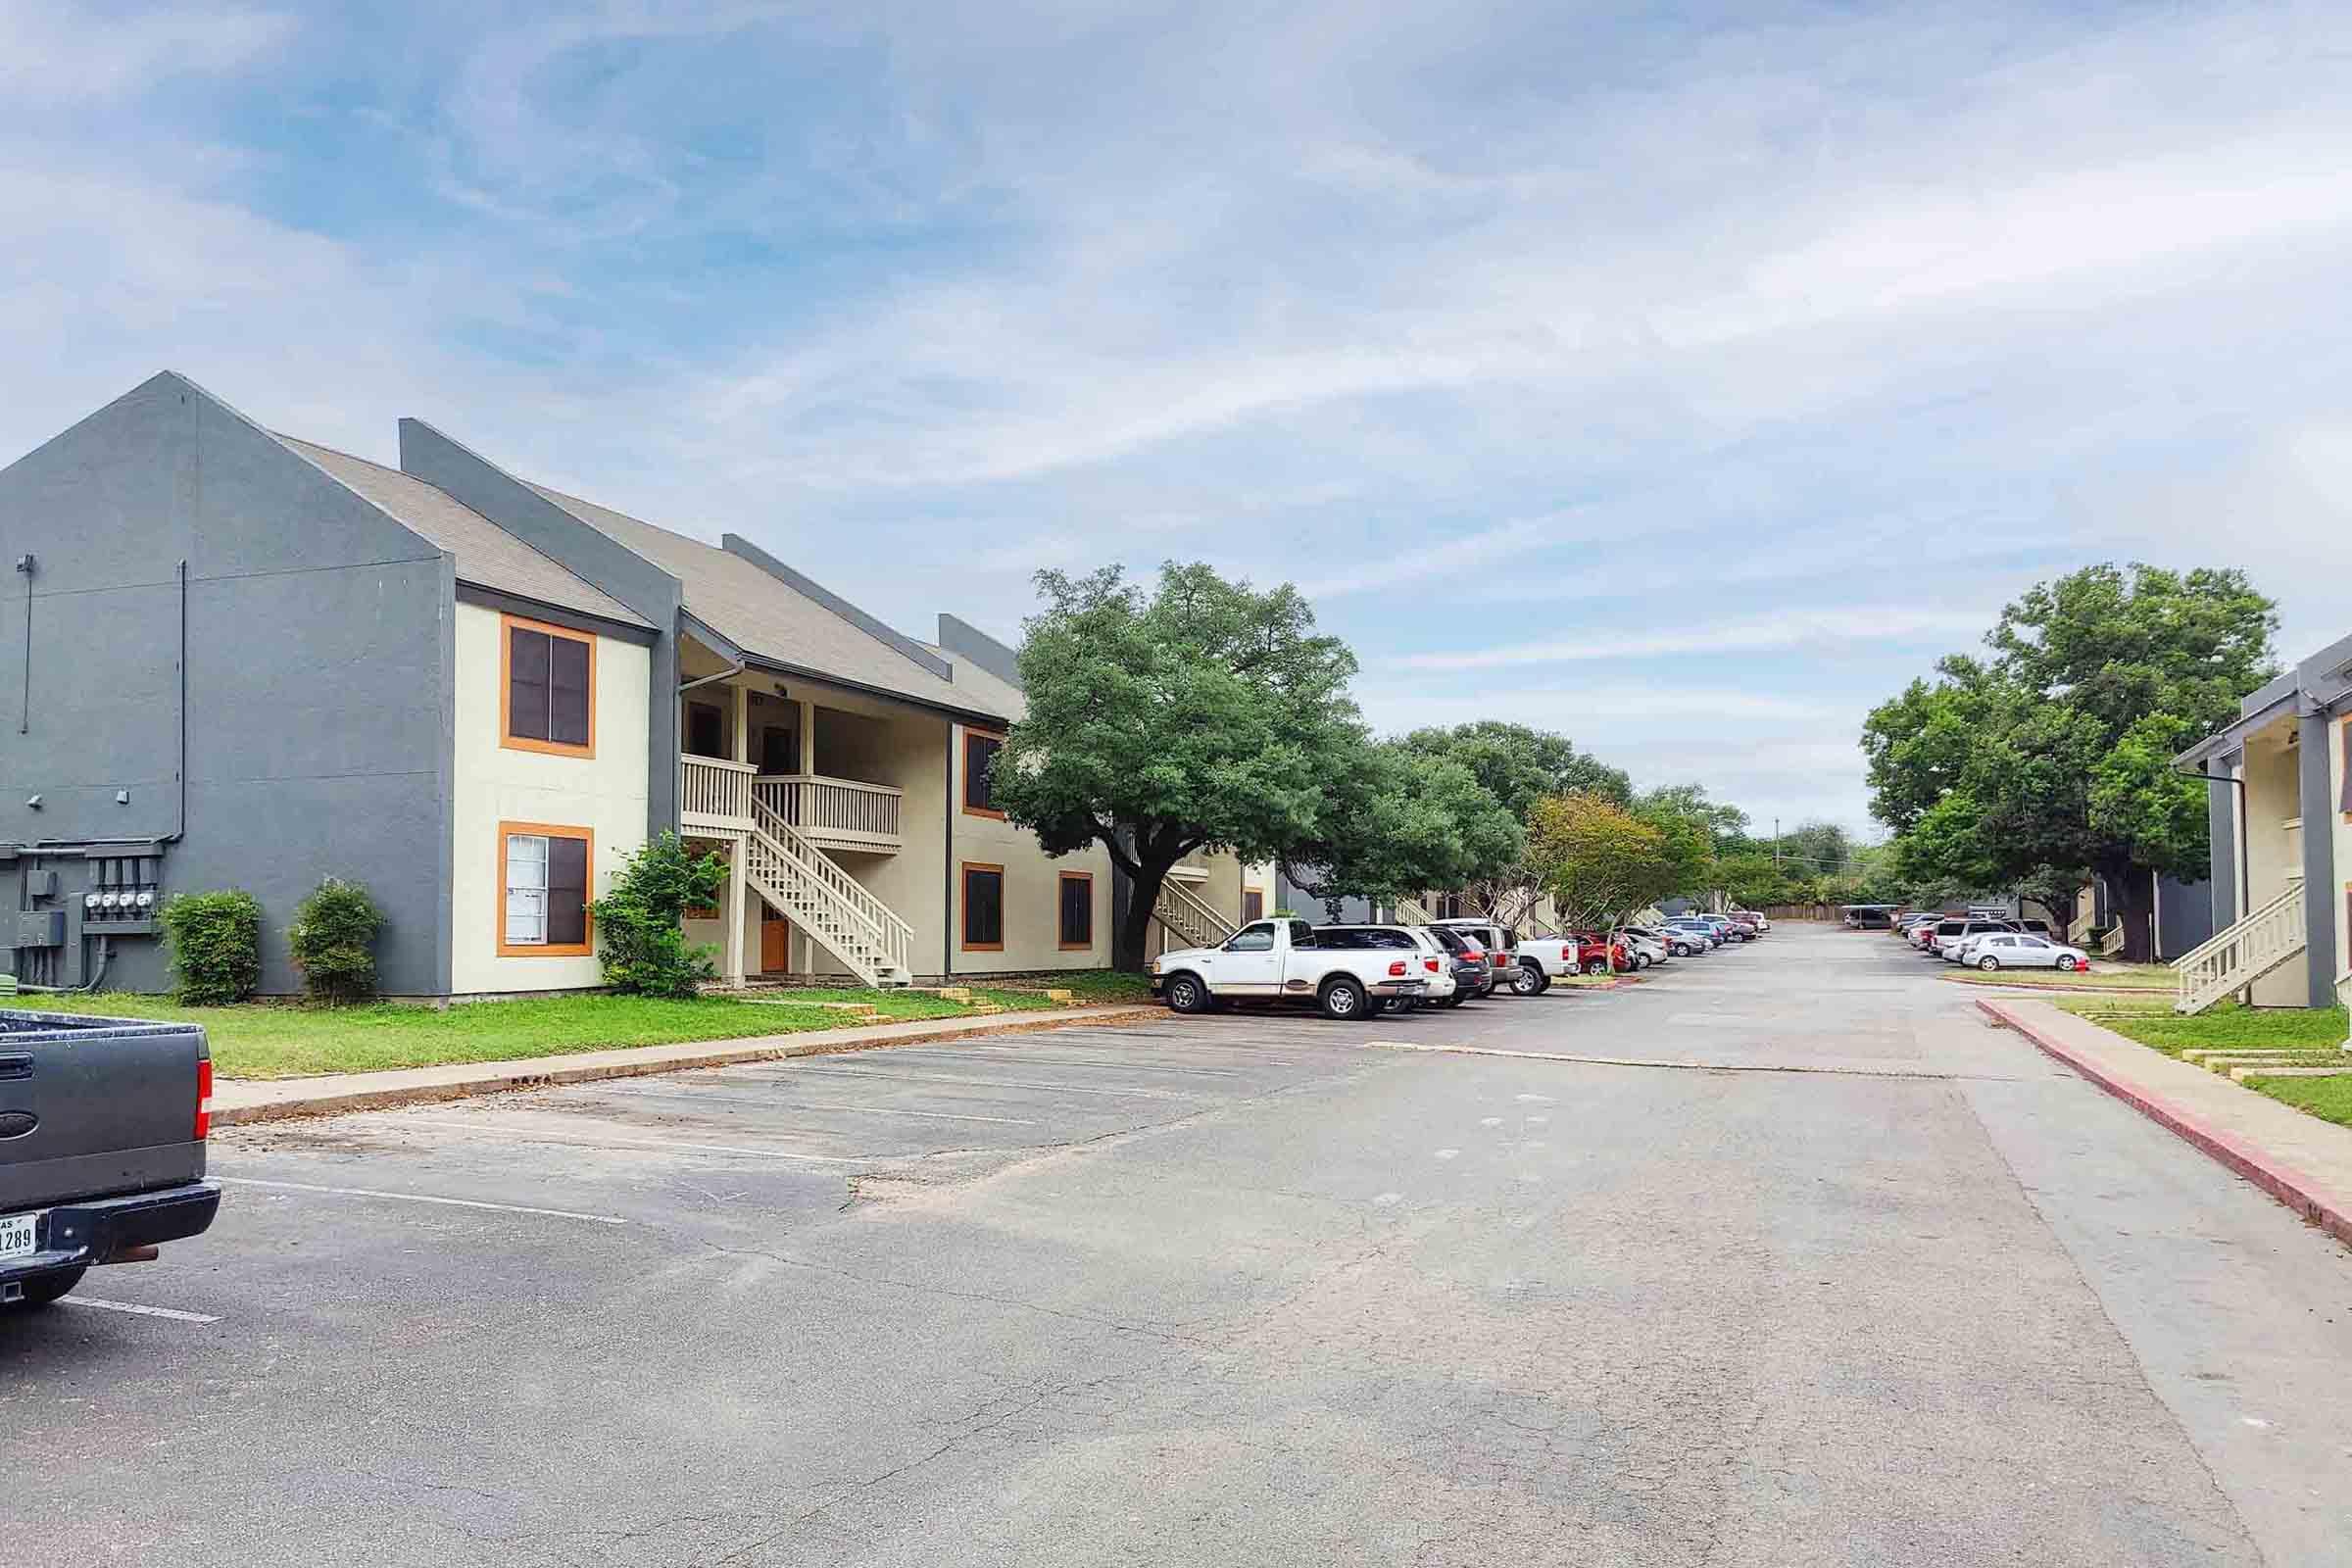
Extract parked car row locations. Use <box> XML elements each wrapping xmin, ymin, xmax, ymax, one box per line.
<box><xmin>1891</xmin><ymin>911</ymin><xmax>2090</xmax><ymax>971</ymax></box>
<box><xmin>1149</xmin><ymin>906</ymin><xmax>1765</xmax><ymax>1019</ymax></box>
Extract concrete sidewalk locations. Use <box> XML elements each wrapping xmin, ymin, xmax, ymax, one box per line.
<box><xmin>214</xmin><ymin>1003</ymin><xmax>1167</xmax><ymax>1127</ymax></box>
<box><xmin>1980</xmin><ymin>997</ymin><xmax>2352</xmax><ymax>1249</ymax></box>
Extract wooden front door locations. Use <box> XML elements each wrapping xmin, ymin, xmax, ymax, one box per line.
<box><xmin>760</xmin><ymin>906</ymin><xmax>791</xmax><ymax>973</ymax></box>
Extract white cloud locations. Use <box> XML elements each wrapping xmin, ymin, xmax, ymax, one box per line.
<box><xmin>1394</xmin><ymin>609</ymin><xmax>1995</xmax><ymax>672</ymax></box>
<box><xmin>0</xmin><ymin>3</ymin><xmax>292</xmax><ymax>103</ymax></box>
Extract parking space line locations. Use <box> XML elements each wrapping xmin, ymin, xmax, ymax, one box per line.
<box><xmin>62</xmin><ymin>1296</ymin><xmax>220</xmax><ymax>1324</ymax></box>
<box><xmin>218</xmin><ymin>1175</ymin><xmax>630</xmax><ymax>1224</ymax></box>
<box><xmin>774</xmin><ymin>1065</ymin><xmax>1205</xmax><ymax>1100</ymax></box>
<box><xmin>391</xmin><ymin>1117</ymin><xmax>858</xmax><ymax>1161</ymax></box>
<box><xmin>591</xmin><ymin>1085</ymin><xmax>1042</xmax><ymax>1125</ymax></box>
<box><xmin>880</xmin><ymin>1048</ymin><xmax>1249</xmax><ymax>1077</ymax></box>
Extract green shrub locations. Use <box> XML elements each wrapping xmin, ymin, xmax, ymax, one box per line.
<box><xmin>287</xmin><ymin>878</ymin><xmax>384</xmax><ymax>1004</ymax></box>
<box><xmin>160</xmin><ymin>890</ymin><xmax>263</xmax><ymax>1004</ymax></box>
<box><xmin>591</xmin><ymin>834</ymin><xmax>727</xmax><ymax>998</ymax></box>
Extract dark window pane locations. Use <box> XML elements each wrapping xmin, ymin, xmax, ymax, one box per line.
<box><xmin>1060</xmin><ymin>877</ymin><xmax>1091</xmax><ymax>946</ymax></box>
<box><xmin>963</xmin><ymin>868</ymin><xmax>1004</xmax><ymax>947</ymax></box>
<box><xmin>2342</xmin><ymin>722</ymin><xmax>2352</xmax><ymax>813</ymax></box>
<box><xmin>509</xmin><ymin>628</ymin><xmax>551</xmax><ymax>741</ymax></box>
<box><xmin>547</xmin><ymin>836</ymin><xmax>589</xmax><ymax>946</ymax></box>
<box><xmin>965</xmin><ymin>735</ymin><xmax>1003</xmax><ymax>810</ymax></box>
<box><xmin>549</xmin><ymin>635</ymin><xmax>590</xmax><ymax>747</ymax></box>
<box><xmin>1242</xmin><ymin>890</ymin><xmax>1264</xmax><ymax>922</ymax></box>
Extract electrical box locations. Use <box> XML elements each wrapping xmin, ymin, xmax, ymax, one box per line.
<box><xmin>14</xmin><ymin>911</ymin><xmax>65</xmax><ymax>950</ymax></box>
<box><xmin>83</xmin><ymin>854</ymin><xmax>163</xmax><ymax>930</ymax></box>
<box><xmin>23</xmin><ymin>869</ymin><xmax>56</xmax><ymax>900</ymax></box>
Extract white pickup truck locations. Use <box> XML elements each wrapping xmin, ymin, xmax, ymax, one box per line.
<box><xmin>1152</xmin><ymin>918</ymin><xmax>1435</xmax><ymax>1020</ymax></box>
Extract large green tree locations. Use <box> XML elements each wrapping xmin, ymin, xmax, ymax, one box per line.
<box><xmin>1398</xmin><ymin>722</ymin><xmax>1632</xmax><ymax>923</ymax></box>
<box><xmin>993</xmin><ymin>563</ymin><xmax>1367</xmax><ymax>970</ymax></box>
<box><xmin>1526</xmin><ymin>792</ymin><xmax>1673</xmax><ymax>930</ymax></box>
<box><xmin>1861</xmin><ymin>564</ymin><xmax>2277</xmax><ymax>961</ymax></box>
<box><xmin>1280</xmin><ymin>743</ymin><xmax>1521</xmax><ymax>917</ymax></box>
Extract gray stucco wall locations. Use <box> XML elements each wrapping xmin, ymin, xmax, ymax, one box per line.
<box><xmin>397</xmin><ymin>419</ymin><xmax>684</xmax><ymax>839</ymax></box>
<box><xmin>2300</xmin><ymin>710</ymin><xmax>2338</xmax><ymax>1007</ymax></box>
<box><xmin>2156</xmin><ymin>873</ymin><xmax>2212</xmax><ymax>960</ymax></box>
<box><xmin>0</xmin><ymin>372</ymin><xmax>454</xmax><ymax>995</ymax></box>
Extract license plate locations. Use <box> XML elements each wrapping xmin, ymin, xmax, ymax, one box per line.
<box><xmin>0</xmin><ymin>1210</ymin><xmax>38</xmax><ymax>1261</ymax></box>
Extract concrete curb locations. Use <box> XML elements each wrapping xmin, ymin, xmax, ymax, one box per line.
<box><xmin>1977</xmin><ymin>998</ymin><xmax>2352</xmax><ymax>1250</ymax></box>
<box><xmin>214</xmin><ymin>1004</ymin><xmax>1169</xmax><ymax>1128</ymax></box>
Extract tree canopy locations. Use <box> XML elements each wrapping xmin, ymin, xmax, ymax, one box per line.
<box><xmin>1280</xmin><ymin>742</ymin><xmax>1521</xmax><ymax>917</ymax></box>
<box><xmin>993</xmin><ymin>562</ymin><xmax>1367</xmax><ymax>969</ymax></box>
<box><xmin>1525</xmin><ymin>792</ymin><xmax>1675</xmax><ymax>930</ymax></box>
<box><xmin>1860</xmin><ymin>564</ymin><xmax>2277</xmax><ymax>959</ymax></box>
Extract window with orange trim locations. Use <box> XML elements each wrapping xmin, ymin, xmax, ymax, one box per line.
<box><xmin>498</xmin><ymin>822</ymin><xmax>594</xmax><ymax>956</ymax></box>
<box><xmin>1058</xmin><ymin>871</ymin><xmax>1094</xmax><ymax>950</ymax></box>
<box><xmin>962</xmin><ymin>730</ymin><xmax>1005</xmax><ymax>818</ymax></box>
<box><xmin>961</xmin><ymin>862</ymin><xmax>1004</xmax><ymax>951</ymax></box>
<box><xmin>501</xmin><ymin>613</ymin><xmax>595</xmax><ymax>757</ymax></box>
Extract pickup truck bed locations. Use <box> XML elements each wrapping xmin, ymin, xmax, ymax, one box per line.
<box><xmin>0</xmin><ymin>1008</ymin><xmax>220</xmax><ymax>1306</ymax></box>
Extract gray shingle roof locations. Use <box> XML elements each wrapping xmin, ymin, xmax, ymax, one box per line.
<box><xmin>527</xmin><ymin>481</ymin><xmax>1004</xmax><ymax>721</ymax></box>
<box><xmin>277</xmin><ymin>437</ymin><xmax>649</xmax><ymax>628</ymax></box>
<box><xmin>920</xmin><ymin>641</ymin><xmax>1028</xmax><ymax>722</ymax></box>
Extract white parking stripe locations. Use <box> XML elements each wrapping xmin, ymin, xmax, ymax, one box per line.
<box><xmin>597</xmin><ymin>1087</ymin><xmax>1041</xmax><ymax>1126</ymax></box>
<box><xmin>395</xmin><ymin>1117</ymin><xmax>857</xmax><ymax>1161</ymax></box>
<box><xmin>779</xmin><ymin>1065</ymin><xmax>1202</xmax><ymax>1100</ymax></box>
<box><xmin>218</xmin><ymin>1176</ymin><xmax>629</xmax><ymax>1224</ymax></box>
<box><xmin>62</xmin><ymin>1296</ymin><xmax>220</xmax><ymax>1324</ymax></box>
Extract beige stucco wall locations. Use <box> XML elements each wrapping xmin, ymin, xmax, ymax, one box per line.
<box><xmin>2239</xmin><ymin>722</ymin><xmax>2303</xmax><ymax>1006</ymax></box>
<box><xmin>449</xmin><ymin>602</ymin><xmax>650</xmax><ymax>995</ymax></box>
<box><xmin>948</xmin><ymin>719</ymin><xmax>1116</xmax><ymax>973</ymax></box>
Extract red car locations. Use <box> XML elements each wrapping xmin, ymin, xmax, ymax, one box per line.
<box><xmin>1567</xmin><ymin>932</ymin><xmax>1630</xmax><ymax>974</ymax></box>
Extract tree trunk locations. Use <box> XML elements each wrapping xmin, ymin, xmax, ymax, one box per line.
<box><xmin>1113</xmin><ymin>860</ymin><xmax>1172</xmax><ymax>973</ymax></box>
<box><xmin>2103</xmin><ymin>864</ymin><xmax>2155</xmax><ymax>964</ymax></box>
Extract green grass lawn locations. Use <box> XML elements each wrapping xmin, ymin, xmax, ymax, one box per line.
<box><xmin>2053</xmin><ymin>998</ymin><xmax>2351</xmax><ymax>1057</ymax></box>
<box><xmin>43</xmin><ymin>988</ymin><xmax>1047</xmax><ymax>1081</ymax></box>
<box><xmin>1005</xmin><ymin>968</ymin><xmax>1157</xmax><ymax>1004</ymax></box>
<box><xmin>1944</xmin><ymin>960</ymin><xmax>2176</xmax><ymax>991</ymax></box>
<box><xmin>2239</xmin><ymin>1073</ymin><xmax>2352</xmax><ymax>1129</ymax></box>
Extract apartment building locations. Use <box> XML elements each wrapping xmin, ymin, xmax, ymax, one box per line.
<box><xmin>0</xmin><ymin>372</ymin><xmax>1258</xmax><ymax>996</ymax></box>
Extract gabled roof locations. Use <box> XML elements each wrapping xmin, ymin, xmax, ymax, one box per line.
<box><xmin>524</xmin><ymin>481</ymin><xmax>1004</xmax><ymax>722</ymax></box>
<box><xmin>278</xmin><ymin>438</ymin><xmax>648</xmax><ymax>629</ymax></box>
<box><xmin>919</xmin><ymin>640</ymin><xmax>1027</xmax><ymax>722</ymax></box>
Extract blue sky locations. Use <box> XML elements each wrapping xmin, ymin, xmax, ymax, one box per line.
<box><xmin>6</xmin><ymin>1</ymin><xmax>2350</xmax><ymax>837</ymax></box>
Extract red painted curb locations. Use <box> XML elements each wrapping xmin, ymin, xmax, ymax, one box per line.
<box><xmin>1977</xmin><ymin>998</ymin><xmax>2352</xmax><ymax>1250</ymax></box>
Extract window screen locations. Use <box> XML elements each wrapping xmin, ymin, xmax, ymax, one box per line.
<box><xmin>964</xmin><ymin>733</ymin><xmax>1004</xmax><ymax>811</ymax></box>
<box><xmin>508</xmin><ymin>625</ymin><xmax>591</xmax><ymax>748</ymax></box>
<box><xmin>962</xmin><ymin>866</ymin><xmax>1004</xmax><ymax>948</ymax></box>
<box><xmin>504</xmin><ymin>831</ymin><xmax>588</xmax><ymax>948</ymax></box>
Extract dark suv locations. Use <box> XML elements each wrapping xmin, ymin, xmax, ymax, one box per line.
<box><xmin>1421</xmin><ymin>923</ymin><xmax>1491</xmax><ymax>1004</ymax></box>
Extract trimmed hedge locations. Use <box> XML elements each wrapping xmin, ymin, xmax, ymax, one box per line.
<box><xmin>288</xmin><ymin>878</ymin><xmax>384</xmax><ymax>1004</ymax></box>
<box><xmin>160</xmin><ymin>890</ymin><xmax>263</xmax><ymax>1004</ymax></box>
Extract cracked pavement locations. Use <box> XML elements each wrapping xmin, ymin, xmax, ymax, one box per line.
<box><xmin>5</xmin><ymin>928</ymin><xmax>2351</xmax><ymax>1565</ymax></box>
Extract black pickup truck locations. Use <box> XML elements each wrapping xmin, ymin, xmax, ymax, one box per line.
<box><xmin>0</xmin><ymin>1009</ymin><xmax>220</xmax><ymax>1308</ymax></box>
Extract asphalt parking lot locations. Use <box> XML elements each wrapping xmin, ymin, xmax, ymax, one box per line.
<box><xmin>6</xmin><ymin>929</ymin><xmax>2351</xmax><ymax>1566</ymax></box>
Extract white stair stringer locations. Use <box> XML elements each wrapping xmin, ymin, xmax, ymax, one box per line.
<box><xmin>744</xmin><ymin>799</ymin><xmax>915</xmax><ymax>988</ymax></box>
<box><xmin>2175</xmin><ymin>877</ymin><xmax>2306</xmax><ymax>1015</ymax></box>
<box><xmin>1152</xmin><ymin>876</ymin><xmax>1239</xmax><ymax>950</ymax></box>
<box><xmin>1390</xmin><ymin>896</ymin><xmax>1433</xmax><ymax>926</ymax></box>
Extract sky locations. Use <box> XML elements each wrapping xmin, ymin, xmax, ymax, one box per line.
<box><xmin>6</xmin><ymin>0</ymin><xmax>2351</xmax><ymax>840</ymax></box>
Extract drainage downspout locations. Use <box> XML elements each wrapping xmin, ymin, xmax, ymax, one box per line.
<box><xmin>677</xmin><ymin>662</ymin><xmax>744</xmax><ymax>697</ymax></box>
<box><xmin>2179</xmin><ymin>760</ymin><xmax>2252</xmax><ymax>918</ymax></box>
<box><xmin>943</xmin><ymin>726</ymin><xmax>956</xmax><ymax>979</ymax></box>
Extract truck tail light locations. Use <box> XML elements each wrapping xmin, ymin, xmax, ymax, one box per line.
<box><xmin>1388</xmin><ymin>960</ymin><xmax>1407</xmax><ymax>977</ymax></box>
<box><xmin>194</xmin><ymin>1057</ymin><xmax>213</xmax><ymax>1142</ymax></box>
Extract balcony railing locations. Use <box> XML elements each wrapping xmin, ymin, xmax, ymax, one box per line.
<box><xmin>755</xmin><ymin>774</ymin><xmax>903</xmax><ymax>852</ymax></box>
<box><xmin>679</xmin><ymin>756</ymin><xmax>757</xmax><ymax>832</ymax></box>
